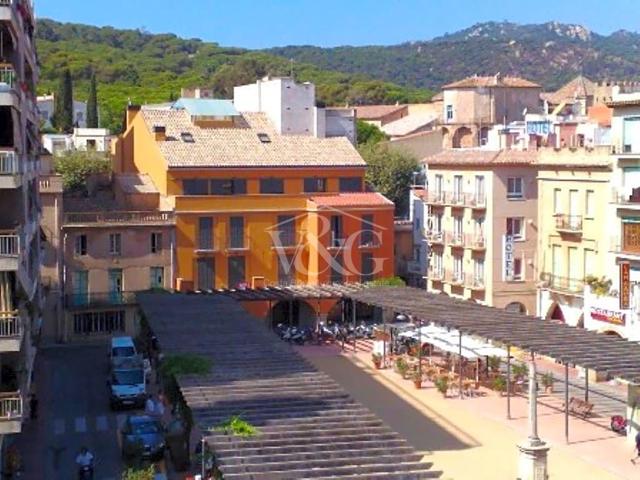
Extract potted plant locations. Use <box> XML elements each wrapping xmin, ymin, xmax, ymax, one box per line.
<box><xmin>541</xmin><ymin>372</ymin><xmax>554</xmax><ymax>394</ymax></box>
<box><xmin>488</xmin><ymin>356</ymin><xmax>501</xmax><ymax>373</ymax></box>
<box><xmin>512</xmin><ymin>363</ymin><xmax>528</xmax><ymax>381</ymax></box>
<box><xmin>492</xmin><ymin>375</ymin><xmax>507</xmax><ymax>396</ymax></box>
<box><xmin>372</xmin><ymin>353</ymin><xmax>382</xmax><ymax>369</ymax></box>
<box><xmin>395</xmin><ymin>357</ymin><xmax>408</xmax><ymax>378</ymax></box>
<box><xmin>434</xmin><ymin>376</ymin><xmax>449</xmax><ymax>397</ymax></box>
<box><xmin>412</xmin><ymin>370</ymin><xmax>422</xmax><ymax>389</ymax></box>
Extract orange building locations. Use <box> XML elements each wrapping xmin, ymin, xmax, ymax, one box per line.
<box><xmin>113</xmin><ymin>81</ymin><xmax>395</xmax><ymax>294</ymax></box>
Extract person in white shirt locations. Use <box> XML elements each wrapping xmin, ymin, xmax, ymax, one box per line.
<box><xmin>155</xmin><ymin>397</ymin><xmax>165</xmax><ymax>418</ymax></box>
<box><xmin>145</xmin><ymin>396</ymin><xmax>155</xmax><ymax>416</ymax></box>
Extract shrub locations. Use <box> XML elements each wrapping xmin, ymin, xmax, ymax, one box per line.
<box><xmin>122</xmin><ymin>465</ymin><xmax>155</xmax><ymax>480</ymax></box>
<box><xmin>585</xmin><ymin>275</ymin><xmax>612</xmax><ymax>296</ymax></box>
<box><xmin>511</xmin><ymin>363</ymin><xmax>529</xmax><ymax>380</ymax></box>
<box><xmin>492</xmin><ymin>375</ymin><xmax>507</xmax><ymax>393</ymax></box>
<box><xmin>541</xmin><ymin>372</ymin><xmax>554</xmax><ymax>388</ymax></box>
<box><xmin>215</xmin><ymin>415</ymin><xmax>259</xmax><ymax>437</ymax></box>
<box><xmin>434</xmin><ymin>376</ymin><xmax>448</xmax><ymax>395</ymax></box>
<box><xmin>488</xmin><ymin>356</ymin><xmax>501</xmax><ymax>372</ymax></box>
<box><xmin>159</xmin><ymin>354</ymin><xmax>212</xmax><ymax>378</ymax></box>
<box><xmin>53</xmin><ymin>150</ymin><xmax>110</xmax><ymax>192</ymax></box>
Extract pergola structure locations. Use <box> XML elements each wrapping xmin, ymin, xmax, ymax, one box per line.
<box><xmin>193</xmin><ymin>283</ymin><xmax>368</xmax><ymax>301</ymax></box>
<box><xmin>345</xmin><ymin>286</ymin><xmax>640</xmax><ymax>442</ymax></box>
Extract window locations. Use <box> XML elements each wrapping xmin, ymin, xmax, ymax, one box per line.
<box><xmin>86</xmin><ymin>139</ymin><xmax>96</xmax><ymax>150</ymax></box>
<box><xmin>432</xmin><ymin>252</ymin><xmax>443</xmax><ymax>276</ymax></box>
<box><xmin>584</xmin><ymin>249</ymin><xmax>595</xmax><ymax>277</ymax></box>
<box><xmin>453</xmin><ymin>255</ymin><xmax>463</xmax><ymax>281</ymax></box>
<box><xmin>453</xmin><ymin>216</ymin><xmax>463</xmax><ymax>236</ymax></box>
<box><xmin>150</xmin><ymin>267</ymin><xmax>164</xmax><ymax>289</ymax></box>
<box><xmin>228</xmin><ymin>256</ymin><xmax>246</xmax><ymax>288</ymax></box>
<box><xmin>198</xmin><ymin>217</ymin><xmax>214</xmax><ymax>250</ymax></box>
<box><xmin>474</xmin><ymin>259</ymin><xmax>485</xmax><ymax>284</ymax></box>
<box><xmin>72</xmin><ymin>270</ymin><xmax>88</xmax><ymax>306</ymax></box>
<box><xmin>150</xmin><ymin>232</ymin><xmax>162</xmax><ymax>254</ymax></box>
<box><xmin>330</xmin><ymin>254</ymin><xmax>343</xmax><ymax>283</ymax></box>
<box><xmin>275</xmin><ymin>215</ymin><xmax>295</xmax><ymax>247</ymax></box>
<box><xmin>434</xmin><ymin>213</ymin><xmax>443</xmax><ymax>233</ymax></box>
<box><xmin>453</xmin><ymin>175</ymin><xmax>463</xmax><ymax>202</ymax></box>
<box><xmin>108</xmin><ymin>268</ymin><xmax>123</xmax><ymax>303</ymax></box>
<box><xmin>257</xmin><ymin>133</ymin><xmax>271</xmax><ymax>143</ymax></box>
<box><xmin>109</xmin><ymin>233</ymin><xmax>122</xmax><ymax>256</ymax></box>
<box><xmin>507</xmin><ymin>177</ymin><xmax>524</xmax><ymax>199</ymax></box>
<box><xmin>474</xmin><ymin>176</ymin><xmax>485</xmax><ymax>204</ymax></box>
<box><xmin>585</xmin><ymin>190</ymin><xmax>594</xmax><ymax>218</ymax></box>
<box><xmin>506</xmin><ymin>217</ymin><xmax>524</xmax><ymax>241</ymax></box>
<box><xmin>260</xmin><ymin>178</ymin><xmax>284</xmax><ymax>194</ymax></box>
<box><xmin>196</xmin><ymin>258</ymin><xmax>214</xmax><ymax>290</ymax></box>
<box><xmin>446</xmin><ymin>105</ymin><xmax>453</xmax><ymax>121</ymax></box>
<box><xmin>278</xmin><ymin>254</ymin><xmax>295</xmax><ymax>286</ymax></box>
<box><xmin>513</xmin><ymin>258</ymin><xmax>523</xmax><ymax>281</ymax></box>
<box><xmin>210</xmin><ymin>178</ymin><xmax>246</xmax><ymax>195</ymax></box>
<box><xmin>360</xmin><ymin>214</ymin><xmax>375</xmax><ymax>246</ymax></box>
<box><xmin>180</xmin><ymin>132</ymin><xmax>194</xmax><ymax>143</ymax></box>
<box><xmin>229</xmin><ymin>217</ymin><xmax>245</xmax><ymax>249</ymax></box>
<box><xmin>339</xmin><ymin>177</ymin><xmax>362</xmax><ymax>192</ymax></box>
<box><xmin>73</xmin><ymin>310</ymin><xmax>124</xmax><ymax>335</ymax></box>
<box><xmin>330</xmin><ymin>215</ymin><xmax>343</xmax><ymax>247</ymax></box>
<box><xmin>303</xmin><ymin>177</ymin><xmax>327</xmax><ymax>193</ymax></box>
<box><xmin>553</xmin><ymin>188</ymin><xmax>562</xmax><ymax>214</ymax></box>
<box><xmin>361</xmin><ymin>252</ymin><xmax>374</xmax><ymax>283</ymax></box>
<box><xmin>74</xmin><ymin>234</ymin><xmax>87</xmax><ymax>256</ymax></box>
<box><xmin>183</xmin><ymin>179</ymin><xmax>209</xmax><ymax>195</ymax></box>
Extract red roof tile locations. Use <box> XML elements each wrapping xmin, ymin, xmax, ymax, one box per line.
<box><xmin>354</xmin><ymin>105</ymin><xmax>407</xmax><ymax>120</ymax></box>
<box><xmin>309</xmin><ymin>192</ymin><xmax>394</xmax><ymax>208</ymax></box>
<box><xmin>443</xmin><ymin>75</ymin><xmax>540</xmax><ymax>89</ymax></box>
<box><xmin>422</xmin><ymin>149</ymin><xmax>536</xmax><ymax>166</ymax></box>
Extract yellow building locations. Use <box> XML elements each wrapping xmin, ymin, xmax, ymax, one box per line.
<box><xmin>536</xmin><ymin>146</ymin><xmax>612</xmax><ymax>325</ymax></box>
<box><xmin>113</xmin><ymin>84</ymin><xmax>395</xmax><ymax>305</ymax></box>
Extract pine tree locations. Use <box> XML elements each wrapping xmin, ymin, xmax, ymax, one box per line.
<box><xmin>86</xmin><ymin>72</ymin><xmax>98</xmax><ymax>128</ymax></box>
<box><xmin>53</xmin><ymin>69</ymin><xmax>74</xmax><ymax>133</ymax></box>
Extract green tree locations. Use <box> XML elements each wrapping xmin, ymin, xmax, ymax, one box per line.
<box><xmin>122</xmin><ymin>465</ymin><xmax>155</xmax><ymax>480</ymax></box>
<box><xmin>53</xmin><ymin>150</ymin><xmax>110</xmax><ymax>192</ymax></box>
<box><xmin>359</xmin><ymin>143</ymin><xmax>419</xmax><ymax>216</ymax></box>
<box><xmin>86</xmin><ymin>72</ymin><xmax>99</xmax><ymax>128</ymax></box>
<box><xmin>52</xmin><ymin>69</ymin><xmax>74</xmax><ymax>133</ymax></box>
<box><xmin>356</xmin><ymin>120</ymin><xmax>386</xmax><ymax>146</ymax></box>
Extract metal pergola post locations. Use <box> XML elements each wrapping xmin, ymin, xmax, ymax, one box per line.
<box><xmin>288</xmin><ymin>299</ymin><xmax>293</xmax><ymax>327</ymax></box>
<box><xmin>507</xmin><ymin>345</ymin><xmax>511</xmax><ymax>419</ymax></box>
<box><xmin>418</xmin><ymin>317</ymin><xmax>422</xmax><ymax>380</ymax></box>
<box><xmin>352</xmin><ymin>299</ymin><xmax>357</xmax><ymax>352</ymax></box>
<box><xmin>268</xmin><ymin>299</ymin><xmax>272</xmax><ymax>330</ymax></box>
<box><xmin>382</xmin><ymin>308</ymin><xmax>387</xmax><ymax>368</ymax></box>
<box><xmin>585</xmin><ymin>368</ymin><xmax>589</xmax><ymax>403</ymax></box>
<box><xmin>459</xmin><ymin>330</ymin><xmax>463</xmax><ymax>399</ymax></box>
<box><xmin>564</xmin><ymin>362</ymin><xmax>569</xmax><ymax>444</ymax></box>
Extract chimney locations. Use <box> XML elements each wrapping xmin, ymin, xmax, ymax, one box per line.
<box><xmin>153</xmin><ymin>125</ymin><xmax>166</xmax><ymax>141</ymax></box>
<box><xmin>125</xmin><ymin>104</ymin><xmax>141</xmax><ymax>128</ymax></box>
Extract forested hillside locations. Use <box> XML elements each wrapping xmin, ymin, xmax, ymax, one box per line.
<box><xmin>36</xmin><ymin>19</ymin><xmax>433</xmax><ymax>132</ymax></box>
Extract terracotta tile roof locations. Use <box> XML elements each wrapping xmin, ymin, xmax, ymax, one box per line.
<box><xmin>308</xmin><ymin>192</ymin><xmax>394</xmax><ymax>208</ymax></box>
<box><xmin>354</xmin><ymin>104</ymin><xmax>407</xmax><ymax>120</ymax></box>
<box><xmin>381</xmin><ymin>114</ymin><xmax>436</xmax><ymax>137</ymax></box>
<box><xmin>443</xmin><ymin>75</ymin><xmax>540</xmax><ymax>89</ymax></box>
<box><xmin>606</xmin><ymin>98</ymin><xmax>640</xmax><ymax>108</ymax></box>
<box><xmin>544</xmin><ymin>76</ymin><xmax>596</xmax><ymax>105</ymax></box>
<box><xmin>422</xmin><ymin>149</ymin><xmax>536</xmax><ymax>166</ymax></box>
<box><xmin>140</xmin><ymin>107</ymin><xmax>365</xmax><ymax>168</ymax></box>
<box><xmin>116</xmin><ymin>174</ymin><xmax>158</xmax><ymax>194</ymax></box>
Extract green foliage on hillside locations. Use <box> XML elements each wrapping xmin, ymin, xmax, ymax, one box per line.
<box><xmin>36</xmin><ymin>19</ymin><xmax>434</xmax><ymax>133</ymax></box>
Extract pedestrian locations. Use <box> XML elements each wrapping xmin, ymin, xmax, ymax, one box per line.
<box><xmin>632</xmin><ymin>431</ymin><xmax>640</xmax><ymax>464</ymax></box>
<box><xmin>29</xmin><ymin>393</ymin><xmax>38</xmax><ymax>420</ymax></box>
<box><xmin>155</xmin><ymin>395</ymin><xmax>165</xmax><ymax>419</ymax></box>
<box><xmin>145</xmin><ymin>395</ymin><xmax>155</xmax><ymax>416</ymax></box>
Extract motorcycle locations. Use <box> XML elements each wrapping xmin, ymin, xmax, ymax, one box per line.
<box><xmin>610</xmin><ymin>415</ymin><xmax>628</xmax><ymax>435</ymax></box>
<box><xmin>78</xmin><ymin>463</ymin><xmax>94</xmax><ymax>480</ymax></box>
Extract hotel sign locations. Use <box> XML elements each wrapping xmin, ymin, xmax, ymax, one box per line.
<box><xmin>620</xmin><ymin>262</ymin><xmax>631</xmax><ymax>310</ymax></box>
<box><xmin>590</xmin><ymin>307</ymin><xmax>626</xmax><ymax>326</ymax></box>
<box><xmin>503</xmin><ymin>235</ymin><xmax>514</xmax><ymax>281</ymax></box>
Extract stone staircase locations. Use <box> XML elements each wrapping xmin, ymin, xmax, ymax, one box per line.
<box><xmin>140</xmin><ymin>293</ymin><xmax>443</xmax><ymax>479</ymax></box>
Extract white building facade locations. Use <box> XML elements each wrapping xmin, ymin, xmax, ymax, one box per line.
<box><xmin>37</xmin><ymin>94</ymin><xmax>88</xmax><ymax>129</ymax></box>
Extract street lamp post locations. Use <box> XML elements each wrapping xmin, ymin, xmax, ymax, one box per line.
<box><xmin>201</xmin><ymin>437</ymin><xmax>206</xmax><ymax>480</ymax></box>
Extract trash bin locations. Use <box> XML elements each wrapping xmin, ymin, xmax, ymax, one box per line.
<box><xmin>165</xmin><ymin>418</ymin><xmax>189</xmax><ymax>471</ymax></box>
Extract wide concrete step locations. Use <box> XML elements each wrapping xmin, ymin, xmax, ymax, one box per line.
<box><xmin>219</xmin><ymin>450</ymin><xmax>423</xmax><ymax>468</ymax></box>
<box><xmin>197</xmin><ymin>407</ymin><xmax>373</xmax><ymax>425</ymax></box>
<box><xmin>311</xmin><ymin>469</ymin><xmax>442</xmax><ymax>480</ymax></box>
<box><xmin>186</xmin><ymin>396</ymin><xmax>356</xmax><ymax>416</ymax></box>
<box><xmin>208</xmin><ymin>431</ymin><xmax>403</xmax><ymax>449</ymax></box>
<box><xmin>225</xmin><ymin>417</ymin><xmax>385</xmax><ymax>433</ymax></box>
<box><xmin>209</xmin><ymin>425</ymin><xmax>394</xmax><ymax>443</ymax></box>
<box><xmin>188</xmin><ymin>386</ymin><xmax>347</xmax><ymax>402</ymax></box>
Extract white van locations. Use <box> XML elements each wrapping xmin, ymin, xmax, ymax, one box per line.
<box><xmin>110</xmin><ymin>336</ymin><xmax>137</xmax><ymax>362</ymax></box>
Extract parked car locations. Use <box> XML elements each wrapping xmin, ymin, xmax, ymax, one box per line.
<box><xmin>110</xmin><ymin>336</ymin><xmax>137</xmax><ymax>363</ymax></box>
<box><xmin>119</xmin><ymin>415</ymin><xmax>166</xmax><ymax>461</ymax></box>
<box><xmin>108</xmin><ymin>355</ymin><xmax>147</xmax><ymax>410</ymax></box>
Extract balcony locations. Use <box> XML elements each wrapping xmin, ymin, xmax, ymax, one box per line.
<box><xmin>0</xmin><ymin>313</ymin><xmax>23</xmax><ymax>352</ymax></box>
<box><xmin>467</xmin><ymin>277</ymin><xmax>485</xmax><ymax>290</ymax></box>
<box><xmin>467</xmin><ymin>234</ymin><xmax>486</xmax><ymax>251</ymax></box>
<box><xmin>449</xmin><ymin>271</ymin><xmax>465</xmax><ymax>286</ymax></box>
<box><xmin>540</xmin><ymin>273</ymin><xmax>584</xmax><ymax>295</ymax></box>
<box><xmin>611</xmin><ymin>143</ymin><xmax>640</xmax><ymax>156</ymax></box>
<box><xmin>0</xmin><ymin>151</ymin><xmax>22</xmax><ymax>189</ymax></box>
<box><xmin>0</xmin><ymin>65</ymin><xmax>17</xmax><ymax>108</ymax></box>
<box><xmin>449</xmin><ymin>232</ymin><xmax>465</xmax><ymax>248</ymax></box>
<box><xmin>449</xmin><ymin>192</ymin><xmax>467</xmax><ymax>207</ymax></box>
<box><xmin>0</xmin><ymin>392</ymin><xmax>23</xmax><ymax>434</ymax></box>
<box><xmin>38</xmin><ymin>174</ymin><xmax>63</xmax><ymax>193</ymax></box>
<box><xmin>426</xmin><ymin>230</ymin><xmax>444</xmax><ymax>244</ymax></box>
<box><xmin>427</xmin><ymin>267</ymin><xmax>444</xmax><ymax>281</ymax></box>
<box><xmin>555</xmin><ymin>214</ymin><xmax>583</xmax><ymax>234</ymax></box>
<box><xmin>470</xmin><ymin>194</ymin><xmax>486</xmax><ymax>209</ymax></box>
<box><xmin>0</xmin><ymin>231</ymin><xmax>19</xmax><ymax>271</ymax></box>
<box><xmin>424</xmin><ymin>191</ymin><xmax>446</xmax><ymax>205</ymax></box>
<box><xmin>612</xmin><ymin>188</ymin><xmax>640</xmax><ymax>207</ymax></box>
<box><xmin>64</xmin><ymin>211</ymin><xmax>175</xmax><ymax>226</ymax></box>
<box><xmin>65</xmin><ymin>291</ymin><xmax>137</xmax><ymax>310</ymax></box>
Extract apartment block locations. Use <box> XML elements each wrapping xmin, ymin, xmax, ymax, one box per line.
<box><xmin>413</xmin><ymin>150</ymin><xmax>538</xmax><ymax>314</ymax></box>
<box><xmin>536</xmin><ymin>147</ymin><xmax>612</xmax><ymax>325</ymax></box>
<box><xmin>0</xmin><ymin>0</ymin><xmax>41</xmax><ymax>441</ymax></box>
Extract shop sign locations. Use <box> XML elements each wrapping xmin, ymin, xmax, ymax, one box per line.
<box><xmin>620</xmin><ymin>262</ymin><xmax>631</xmax><ymax>310</ymax></box>
<box><xmin>590</xmin><ymin>307</ymin><xmax>626</xmax><ymax>326</ymax></box>
<box><xmin>503</xmin><ymin>235</ymin><xmax>514</xmax><ymax>281</ymax></box>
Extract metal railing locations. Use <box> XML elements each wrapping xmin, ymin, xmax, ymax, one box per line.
<box><xmin>467</xmin><ymin>276</ymin><xmax>485</xmax><ymax>289</ymax></box>
<box><xmin>470</xmin><ymin>194</ymin><xmax>486</xmax><ymax>208</ymax></box>
<box><xmin>65</xmin><ymin>291</ymin><xmax>137</xmax><ymax>309</ymax></box>
<box><xmin>555</xmin><ymin>214</ymin><xmax>583</xmax><ymax>233</ymax></box>
<box><xmin>426</xmin><ymin>230</ymin><xmax>444</xmax><ymax>243</ymax></box>
<box><xmin>0</xmin><ymin>314</ymin><xmax>21</xmax><ymax>338</ymax></box>
<box><xmin>540</xmin><ymin>273</ymin><xmax>584</xmax><ymax>294</ymax></box>
<box><xmin>449</xmin><ymin>232</ymin><xmax>465</xmax><ymax>247</ymax></box>
<box><xmin>611</xmin><ymin>188</ymin><xmax>640</xmax><ymax>205</ymax></box>
<box><xmin>38</xmin><ymin>175</ymin><xmax>63</xmax><ymax>193</ymax></box>
<box><xmin>610</xmin><ymin>236</ymin><xmax>640</xmax><ymax>255</ymax></box>
<box><xmin>64</xmin><ymin>211</ymin><xmax>175</xmax><ymax>225</ymax></box>
<box><xmin>467</xmin><ymin>234</ymin><xmax>485</xmax><ymax>249</ymax></box>
<box><xmin>0</xmin><ymin>66</ymin><xmax>15</xmax><ymax>89</ymax></box>
<box><xmin>0</xmin><ymin>234</ymin><xmax>19</xmax><ymax>256</ymax></box>
<box><xmin>449</xmin><ymin>271</ymin><xmax>465</xmax><ymax>285</ymax></box>
<box><xmin>0</xmin><ymin>152</ymin><xmax>18</xmax><ymax>175</ymax></box>
<box><xmin>428</xmin><ymin>267</ymin><xmax>444</xmax><ymax>281</ymax></box>
<box><xmin>0</xmin><ymin>392</ymin><xmax>22</xmax><ymax>421</ymax></box>
<box><xmin>611</xmin><ymin>143</ymin><xmax>640</xmax><ymax>155</ymax></box>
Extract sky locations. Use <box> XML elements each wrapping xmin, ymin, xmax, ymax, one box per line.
<box><xmin>37</xmin><ymin>0</ymin><xmax>639</xmax><ymax>49</ymax></box>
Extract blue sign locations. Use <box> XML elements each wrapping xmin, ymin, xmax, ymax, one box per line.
<box><xmin>527</xmin><ymin>121</ymin><xmax>551</xmax><ymax>135</ymax></box>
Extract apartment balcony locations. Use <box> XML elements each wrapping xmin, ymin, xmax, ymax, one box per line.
<box><xmin>449</xmin><ymin>232</ymin><xmax>465</xmax><ymax>248</ymax></box>
<box><xmin>0</xmin><ymin>64</ymin><xmax>18</xmax><ymax>108</ymax></box>
<box><xmin>555</xmin><ymin>214</ymin><xmax>583</xmax><ymax>234</ymax></box>
<box><xmin>611</xmin><ymin>188</ymin><xmax>640</xmax><ymax>208</ymax></box>
<box><xmin>0</xmin><ymin>231</ymin><xmax>19</xmax><ymax>271</ymax></box>
<box><xmin>64</xmin><ymin>211</ymin><xmax>175</xmax><ymax>227</ymax></box>
<box><xmin>426</xmin><ymin>230</ymin><xmax>444</xmax><ymax>244</ymax></box>
<box><xmin>467</xmin><ymin>276</ymin><xmax>485</xmax><ymax>290</ymax></box>
<box><xmin>0</xmin><ymin>150</ymin><xmax>23</xmax><ymax>189</ymax></box>
<box><xmin>38</xmin><ymin>174</ymin><xmax>63</xmax><ymax>194</ymax></box>
<box><xmin>469</xmin><ymin>194</ymin><xmax>486</xmax><ymax>209</ymax></box>
<box><xmin>540</xmin><ymin>273</ymin><xmax>584</xmax><ymax>295</ymax></box>
<box><xmin>65</xmin><ymin>291</ymin><xmax>137</xmax><ymax>310</ymax></box>
<box><xmin>0</xmin><ymin>391</ymin><xmax>22</xmax><ymax>434</ymax></box>
<box><xmin>0</xmin><ymin>313</ymin><xmax>23</xmax><ymax>352</ymax></box>
<box><xmin>611</xmin><ymin>143</ymin><xmax>640</xmax><ymax>156</ymax></box>
<box><xmin>449</xmin><ymin>192</ymin><xmax>467</xmax><ymax>208</ymax></box>
<box><xmin>423</xmin><ymin>191</ymin><xmax>446</xmax><ymax>205</ymax></box>
<box><xmin>427</xmin><ymin>267</ymin><xmax>444</xmax><ymax>282</ymax></box>
<box><xmin>448</xmin><ymin>271</ymin><xmax>465</xmax><ymax>286</ymax></box>
<box><xmin>467</xmin><ymin>234</ymin><xmax>486</xmax><ymax>251</ymax></box>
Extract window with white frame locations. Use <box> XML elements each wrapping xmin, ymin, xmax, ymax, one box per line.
<box><xmin>506</xmin><ymin>217</ymin><xmax>524</xmax><ymax>240</ymax></box>
<box><xmin>446</xmin><ymin>105</ymin><xmax>453</xmax><ymax>121</ymax></box>
<box><xmin>109</xmin><ymin>233</ymin><xmax>122</xmax><ymax>256</ymax></box>
<box><xmin>553</xmin><ymin>188</ymin><xmax>562</xmax><ymax>214</ymax></box>
<box><xmin>513</xmin><ymin>257</ymin><xmax>523</xmax><ymax>281</ymax></box>
<box><xmin>473</xmin><ymin>259</ymin><xmax>485</xmax><ymax>284</ymax></box>
<box><xmin>453</xmin><ymin>175</ymin><xmax>463</xmax><ymax>202</ymax></box>
<box><xmin>453</xmin><ymin>216</ymin><xmax>463</xmax><ymax>237</ymax></box>
<box><xmin>585</xmin><ymin>190</ymin><xmax>594</xmax><ymax>218</ymax></box>
<box><xmin>453</xmin><ymin>254</ymin><xmax>463</xmax><ymax>279</ymax></box>
<box><xmin>432</xmin><ymin>252</ymin><xmax>443</xmax><ymax>275</ymax></box>
<box><xmin>507</xmin><ymin>177</ymin><xmax>524</xmax><ymax>199</ymax></box>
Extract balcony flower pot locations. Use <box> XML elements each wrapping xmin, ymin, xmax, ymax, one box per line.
<box><xmin>372</xmin><ymin>353</ymin><xmax>382</xmax><ymax>370</ymax></box>
<box><xmin>395</xmin><ymin>357</ymin><xmax>408</xmax><ymax>378</ymax></box>
<box><xmin>434</xmin><ymin>376</ymin><xmax>449</xmax><ymax>398</ymax></box>
<box><xmin>412</xmin><ymin>370</ymin><xmax>422</xmax><ymax>389</ymax></box>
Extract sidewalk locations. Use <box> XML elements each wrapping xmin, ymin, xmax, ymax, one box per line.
<box><xmin>298</xmin><ymin>344</ymin><xmax>635</xmax><ymax>480</ymax></box>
